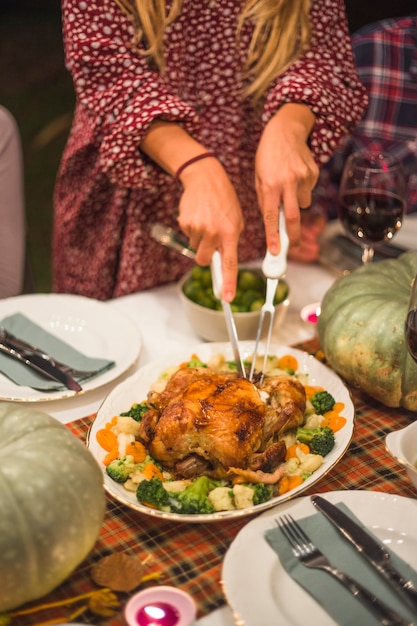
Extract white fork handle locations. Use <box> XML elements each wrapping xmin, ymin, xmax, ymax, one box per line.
<box><xmin>262</xmin><ymin>211</ymin><xmax>289</xmax><ymax>278</ymax></box>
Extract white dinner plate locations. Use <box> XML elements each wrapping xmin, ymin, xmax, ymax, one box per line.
<box><xmin>88</xmin><ymin>341</ymin><xmax>355</xmax><ymax>523</ymax></box>
<box><xmin>222</xmin><ymin>490</ymin><xmax>417</xmax><ymax>626</ymax></box>
<box><xmin>0</xmin><ymin>294</ymin><xmax>142</xmax><ymax>402</ymax></box>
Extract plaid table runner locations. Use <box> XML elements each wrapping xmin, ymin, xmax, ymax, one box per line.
<box><xmin>10</xmin><ymin>339</ymin><xmax>416</xmax><ymax>626</ymax></box>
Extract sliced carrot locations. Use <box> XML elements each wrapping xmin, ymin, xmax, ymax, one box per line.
<box><xmin>142</xmin><ymin>463</ymin><xmax>164</xmax><ymax>481</ymax></box>
<box><xmin>322</xmin><ymin>411</ymin><xmax>347</xmax><ymax>433</ymax></box>
<box><xmin>315</xmin><ymin>349</ymin><xmax>326</xmax><ymax>363</ymax></box>
<box><xmin>105</xmin><ymin>415</ymin><xmax>118</xmax><ymax>429</ymax></box>
<box><xmin>126</xmin><ymin>441</ymin><xmax>147</xmax><ymax>463</ymax></box>
<box><xmin>103</xmin><ymin>448</ymin><xmax>120</xmax><ymax>466</ymax></box>
<box><xmin>232</xmin><ymin>475</ymin><xmax>246</xmax><ymax>485</ymax></box>
<box><xmin>96</xmin><ymin>428</ymin><xmax>118</xmax><ymax>452</ymax></box>
<box><xmin>303</xmin><ymin>384</ymin><xmax>325</xmax><ymax>399</ymax></box>
<box><xmin>285</xmin><ymin>442</ymin><xmax>310</xmax><ymax>460</ymax></box>
<box><xmin>278</xmin><ymin>474</ymin><xmax>303</xmax><ymax>495</ymax></box>
<box><xmin>332</xmin><ymin>401</ymin><xmax>345</xmax><ymax>414</ymax></box>
<box><xmin>278</xmin><ymin>354</ymin><xmax>298</xmax><ymax>372</ymax></box>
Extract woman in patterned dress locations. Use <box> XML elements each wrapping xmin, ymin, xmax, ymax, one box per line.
<box><xmin>53</xmin><ymin>0</ymin><xmax>367</xmax><ymax>300</ymax></box>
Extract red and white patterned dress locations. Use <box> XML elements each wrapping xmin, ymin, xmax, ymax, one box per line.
<box><xmin>53</xmin><ymin>0</ymin><xmax>367</xmax><ymax>299</ymax></box>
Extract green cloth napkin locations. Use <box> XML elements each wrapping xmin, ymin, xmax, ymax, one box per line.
<box><xmin>0</xmin><ymin>313</ymin><xmax>115</xmax><ymax>391</ymax></box>
<box><xmin>265</xmin><ymin>502</ymin><xmax>417</xmax><ymax>626</ymax></box>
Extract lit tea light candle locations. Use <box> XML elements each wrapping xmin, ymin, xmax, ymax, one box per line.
<box><xmin>125</xmin><ymin>586</ymin><xmax>197</xmax><ymax>626</ymax></box>
<box><xmin>300</xmin><ymin>302</ymin><xmax>321</xmax><ymax>325</ymax></box>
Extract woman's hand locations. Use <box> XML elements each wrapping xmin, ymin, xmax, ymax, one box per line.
<box><xmin>177</xmin><ymin>156</ymin><xmax>244</xmax><ymax>302</ymax></box>
<box><xmin>141</xmin><ymin>121</ymin><xmax>243</xmax><ymax>301</ymax></box>
<box><xmin>255</xmin><ymin>103</ymin><xmax>319</xmax><ymax>255</ymax></box>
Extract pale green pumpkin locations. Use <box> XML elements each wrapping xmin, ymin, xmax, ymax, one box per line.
<box><xmin>318</xmin><ymin>251</ymin><xmax>417</xmax><ymax>411</ymax></box>
<box><xmin>0</xmin><ymin>402</ymin><xmax>106</xmax><ymax>612</ymax></box>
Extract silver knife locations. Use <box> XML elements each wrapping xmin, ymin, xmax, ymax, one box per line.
<box><xmin>211</xmin><ymin>251</ymin><xmax>246</xmax><ymax>378</ymax></box>
<box><xmin>311</xmin><ymin>494</ymin><xmax>417</xmax><ymax>613</ymax></box>
<box><xmin>0</xmin><ymin>341</ymin><xmax>82</xmax><ymax>392</ymax></box>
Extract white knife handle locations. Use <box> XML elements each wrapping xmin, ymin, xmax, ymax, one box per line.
<box><xmin>211</xmin><ymin>250</ymin><xmax>223</xmax><ymax>300</ymax></box>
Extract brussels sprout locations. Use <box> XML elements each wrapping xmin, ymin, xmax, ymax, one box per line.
<box><xmin>274</xmin><ymin>282</ymin><xmax>289</xmax><ymax>304</ymax></box>
<box><xmin>237</xmin><ymin>270</ymin><xmax>265</xmax><ymax>292</ymax></box>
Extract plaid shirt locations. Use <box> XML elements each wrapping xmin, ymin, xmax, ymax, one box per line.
<box><xmin>313</xmin><ymin>14</ymin><xmax>417</xmax><ymax>217</ymax></box>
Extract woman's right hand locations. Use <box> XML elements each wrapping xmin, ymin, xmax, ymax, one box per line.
<box><xmin>140</xmin><ymin>121</ymin><xmax>244</xmax><ymax>301</ymax></box>
<box><xmin>177</xmin><ymin>155</ymin><xmax>244</xmax><ymax>302</ymax></box>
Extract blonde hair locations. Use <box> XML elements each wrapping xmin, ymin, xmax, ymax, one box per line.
<box><xmin>114</xmin><ymin>0</ymin><xmax>311</xmax><ymax>101</ymax></box>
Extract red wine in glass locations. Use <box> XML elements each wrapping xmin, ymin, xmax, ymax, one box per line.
<box><xmin>339</xmin><ymin>189</ymin><xmax>404</xmax><ymax>245</ymax></box>
<box><xmin>338</xmin><ymin>152</ymin><xmax>406</xmax><ymax>264</ymax></box>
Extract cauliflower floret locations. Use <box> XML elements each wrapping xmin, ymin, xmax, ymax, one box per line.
<box><xmin>232</xmin><ymin>484</ymin><xmax>255</xmax><ymax>509</ymax></box>
<box><xmin>208</xmin><ymin>486</ymin><xmax>236</xmax><ymax>511</ymax></box>
<box><xmin>117</xmin><ymin>432</ymin><xmax>135</xmax><ymax>456</ymax></box>
<box><xmin>123</xmin><ymin>478</ymin><xmax>137</xmax><ymax>492</ymax></box>
<box><xmin>283</xmin><ymin>448</ymin><xmax>323</xmax><ymax>476</ymax></box>
<box><xmin>299</xmin><ymin>453</ymin><xmax>323</xmax><ymax>474</ymax></box>
<box><xmin>284</xmin><ymin>456</ymin><xmax>301</xmax><ymax>475</ymax></box>
<box><xmin>111</xmin><ymin>415</ymin><xmax>141</xmax><ymax>436</ymax></box>
<box><xmin>295</xmin><ymin>444</ymin><xmax>323</xmax><ymax>474</ymax></box>
<box><xmin>207</xmin><ymin>352</ymin><xmax>228</xmax><ymax>370</ymax></box>
<box><xmin>303</xmin><ymin>412</ymin><xmax>324</xmax><ymax>429</ymax></box>
<box><xmin>280</xmin><ymin>431</ymin><xmax>297</xmax><ymax>450</ymax></box>
<box><xmin>163</xmin><ymin>480</ymin><xmax>192</xmax><ymax>493</ymax></box>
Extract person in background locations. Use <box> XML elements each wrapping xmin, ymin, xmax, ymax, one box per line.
<box><xmin>0</xmin><ymin>106</ymin><xmax>25</xmax><ymax>298</ymax></box>
<box><xmin>312</xmin><ymin>14</ymin><xmax>417</xmax><ymax>221</ymax></box>
<box><xmin>53</xmin><ymin>0</ymin><xmax>367</xmax><ymax>301</ymax></box>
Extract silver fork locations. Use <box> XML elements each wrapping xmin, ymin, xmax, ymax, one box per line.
<box><xmin>277</xmin><ymin>514</ymin><xmax>415</xmax><ymax>626</ymax></box>
<box><xmin>249</xmin><ymin>212</ymin><xmax>289</xmax><ymax>383</ymax></box>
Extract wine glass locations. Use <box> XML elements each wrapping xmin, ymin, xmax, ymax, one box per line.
<box><xmin>405</xmin><ymin>274</ymin><xmax>417</xmax><ymax>363</ymax></box>
<box><xmin>338</xmin><ymin>151</ymin><xmax>406</xmax><ymax>264</ymax></box>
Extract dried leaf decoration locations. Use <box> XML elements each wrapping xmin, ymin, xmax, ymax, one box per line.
<box><xmin>91</xmin><ymin>553</ymin><xmax>145</xmax><ymax>592</ymax></box>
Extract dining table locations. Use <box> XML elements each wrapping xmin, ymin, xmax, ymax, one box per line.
<box><xmin>7</xmin><ymin>237</ymin><xmax>417</xmax><ymax>626</ymax></box>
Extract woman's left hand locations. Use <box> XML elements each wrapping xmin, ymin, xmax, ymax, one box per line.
<box><xmin>255</xmin><ymin>103</ymin><xmax>319</xmax><ymax>255</ymax></box>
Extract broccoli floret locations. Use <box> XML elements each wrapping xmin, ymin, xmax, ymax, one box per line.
<box><xmin>310</xmin><ymin>391</ymin><xmax>335</xmax><ymax>415</ymax></box>
<box><xmin>136</xmin><ymin>477</ymin><xmax>171</xmax><ymax>510</ymax></box>
<box><xmin>168</xmin><ymin>476</ymin><xmax>218</xmax><ymax>514</ymax></box>
<box><xmin>251</xmin><ymin>483</ymin><xmax>274</xmax><ymax>505</ymax></box>
<box><xmin>186</xmin><ymin>357</ymin><xmax>207</xmax><ymax>368</ymax></box>
<box><xmin>296</xmin><ymin>426</ymin><xmax>335</xmax><ymax>457</ymax></box>
<box><xmin>120</xmin><ymin>401</ymin><xmax>149</xmax><ymax>421</ymax></box>
<box><xmin>106</xmin><ymin>455</ymin><xmax>136</xmax><ymax>483</ymax></box>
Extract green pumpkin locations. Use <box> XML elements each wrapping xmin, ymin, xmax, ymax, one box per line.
<box><xmin>0</xmin><ymin>402</ymin><xmax>106</xmax><ymax>612</ymax></box>
<box><xmin>318</xmin><ymin>251</ymin><xmax>417</xmax><ymax>411</ymax></box>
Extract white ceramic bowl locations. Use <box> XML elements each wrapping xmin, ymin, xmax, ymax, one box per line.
<box><xmin>178</xmin><ymin>270</ymin><xmax>289</xmax><ymax>342</ymax></box>
<box><xmin>385</xmin><ymin>421</ymin><xmax>417</xmax><ymax>492</ymax></box>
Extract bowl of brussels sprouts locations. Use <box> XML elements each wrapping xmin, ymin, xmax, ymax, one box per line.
<box><xmin>178</xmin><ymin>265</ymin><xmax>290</xmax><ymax>341</ymax></box>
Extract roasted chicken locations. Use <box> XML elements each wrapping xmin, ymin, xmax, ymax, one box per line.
<box><xmin>138</xmin><ymin>366</ymin><xmax>306</xmax><ymax>481</ymax></box>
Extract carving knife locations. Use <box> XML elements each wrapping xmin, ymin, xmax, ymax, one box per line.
<box><xmin>211</xmin><ymin>251</ymin><xmax>246</xmax><ymax>378</ymax></box>
<box><xmin>0</xmin><ymin>341</ymin><xmax>82</xmax><ymax>392</ymax></box>
<box><xmin>311</xmin><ymin>494</ymin><xmax>417</xmax><ymax>613</ymax></box>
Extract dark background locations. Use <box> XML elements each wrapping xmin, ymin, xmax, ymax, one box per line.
<box><xmin>1</xmin><ymin>0</ymin><xmax>416</xmax><ymax>292</ymax></box>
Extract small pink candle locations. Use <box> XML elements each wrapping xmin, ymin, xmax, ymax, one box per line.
<box><xmin>136</xmin><ymin>601</ymin><xmax>180</xmax><ymax>626</ymax></box>
<box><xmin>125</xmin><ymin>586</ymin><xmax>196</xmax><ymax>626</ymax></box>
<box><xmin>300</xmin><ymin>302</ymin><xmax>321</xmax><ymax>325</ymax></box>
